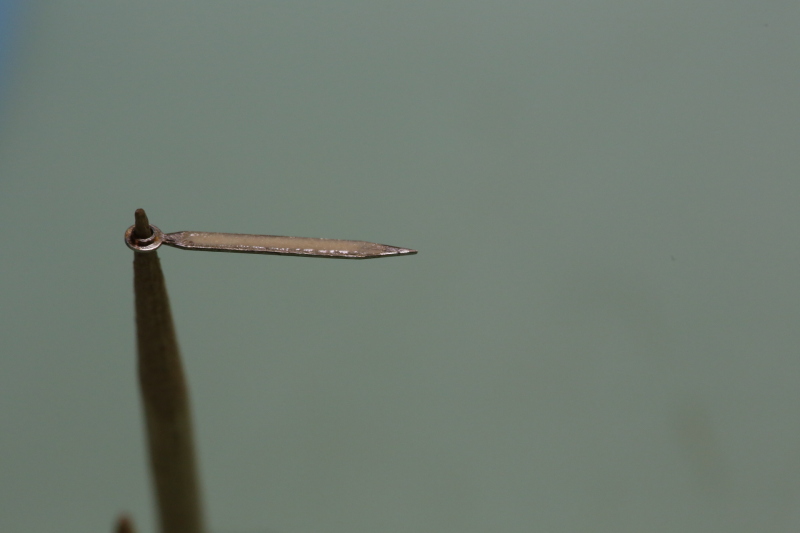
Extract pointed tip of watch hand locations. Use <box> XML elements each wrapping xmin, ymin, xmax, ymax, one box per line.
<box><xmin>380</xmin><ymin>246</ymin><xmax>418</xmax><ymax>257</ymax></box>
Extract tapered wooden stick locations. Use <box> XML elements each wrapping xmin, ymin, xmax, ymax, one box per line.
<box><xmin>114</xmin><ymin>515</ymin><xmax>136</xmax><ymax>533</ymax></box>
<box><xmin>132</xmin><ymin>209</ymin><xmax>206</xmax><ymax>533</ymax></box>
<box><xmin>133</xmin><ymin>208</ymin><xmax>153</xmax><ymax>239</ymax></box>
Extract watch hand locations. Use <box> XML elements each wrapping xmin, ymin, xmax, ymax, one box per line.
<box><xmin>124</xmin><ymin>210</ymin><xmax>417</xmax><ymax>259</ymax></box>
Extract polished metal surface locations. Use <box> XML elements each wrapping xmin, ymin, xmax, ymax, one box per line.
<box><xmin>162</xmin><ymin>231</ymin><xmax>417</xmax><ymax>259</ymax></box>
<box><xmin>124</xmin><ymin>222</ymin><xmax>417</xmax><ymax>259</ymax></box>
<box><xmin>125</xmin><ymin>224</ymin><xmax>164</xmax><ymax>253</ymax></box>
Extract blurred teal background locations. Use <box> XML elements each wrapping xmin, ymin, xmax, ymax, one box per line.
<box><xmin>0</xmin><ymin>0</ymin><xmax>21</xmax><ymax>113</ymax></box>
<box><xmin>2</xmin><ymin>3</ymin><xmax>800</xmax><ymax>532</ymax></box>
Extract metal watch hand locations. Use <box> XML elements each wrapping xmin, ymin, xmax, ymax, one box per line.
<box><xmin>124</xmin><ymin>209</ymin><xmax>417</xmax><ymax>259</ymax></box>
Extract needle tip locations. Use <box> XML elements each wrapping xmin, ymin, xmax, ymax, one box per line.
<box><xmin>134</xmin><ymin>209</ymin><xmax>152</xmax><ymax>239</ymax></box>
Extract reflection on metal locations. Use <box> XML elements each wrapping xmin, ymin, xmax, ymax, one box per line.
<box><xmin>125</xmin><ymin>210</ymin><xmax>417</xmax><ymax>259</ymax></box>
